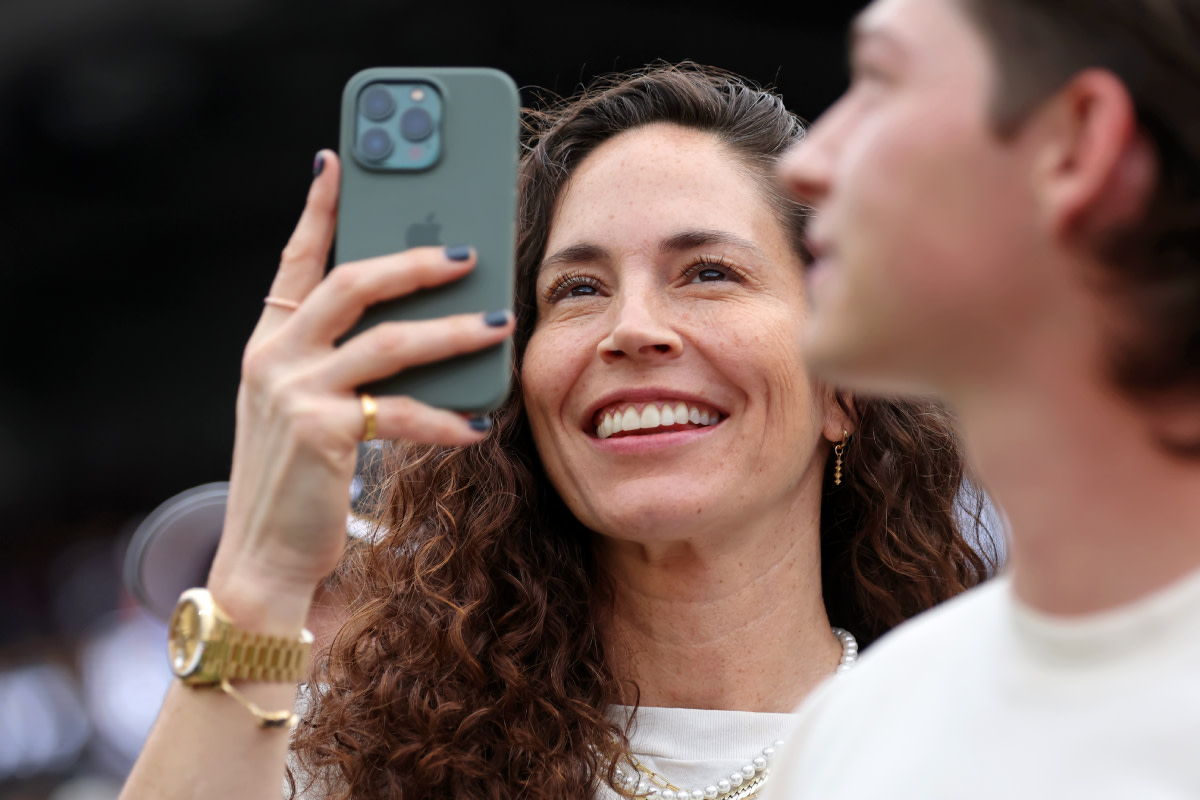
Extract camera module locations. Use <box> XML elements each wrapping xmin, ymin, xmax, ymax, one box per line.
<box><xmin>361</xmin><ymin>86</ymin><xmax>396</xmax><ymax>122</ymax></box>
<box><xmin>353</xmin><ymin>79</ymin><xmax>441</xmax><ymax>170</ymax></box>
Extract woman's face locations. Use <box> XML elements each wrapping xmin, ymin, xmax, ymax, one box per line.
<box><xmin>522</xmin><ymin>123</ymin><xmax>836</xmax><ymax>546</ymax></box>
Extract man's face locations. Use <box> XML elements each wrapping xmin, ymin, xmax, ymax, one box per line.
<box><xmin>779</xmin><ymin>0</ymin><xmax>1054</xmax><ymax>396</ymax></box>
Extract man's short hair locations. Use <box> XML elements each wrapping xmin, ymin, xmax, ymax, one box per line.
<box><xmin>959</xmin><ymin>0</ymin><xmax>1200</xmax><ymax>419</ymax></box>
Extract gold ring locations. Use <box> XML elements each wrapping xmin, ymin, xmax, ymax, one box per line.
<box><xmin>359</xmin><ymin>393</ymin><xmax>378</xmax><ymax>442</ymax></box>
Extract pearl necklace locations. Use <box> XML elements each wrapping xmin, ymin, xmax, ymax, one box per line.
<box><xmin>612</xmin><ymin>627</ymin><xmax>858</xmax><ymax>800</ymax></box>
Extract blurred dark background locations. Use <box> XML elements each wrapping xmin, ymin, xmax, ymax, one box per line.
<box><xmin>0</xmin><ymin>0</ymin><xmax>866</xmax><ymax>796</ymax></box>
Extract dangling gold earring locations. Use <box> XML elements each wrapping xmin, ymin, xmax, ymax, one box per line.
<box><xmin>834</xmin><ymin>429</ymin><xmax>848</xmax><ymax>486</ymax></box>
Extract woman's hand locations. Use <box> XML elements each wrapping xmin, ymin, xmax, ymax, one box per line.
<box><xmin>206</xmin><ymin>150</ymin><xmax>515</xmax><ymax>633</ymax></box>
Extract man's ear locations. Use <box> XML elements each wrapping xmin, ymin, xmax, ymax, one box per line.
<box><xmin>1031</xmin><ymin>68</ymin><xmax>1158</xmax><ymax>241</ymax></box>
<box><xmin>821</xmin><ymin>385</ymin><xmax>856</xmax><ymax>444</ymax></box>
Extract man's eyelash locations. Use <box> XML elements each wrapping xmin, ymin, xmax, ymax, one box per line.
<box><xmin>850</xmin><ymin>56</ymin><xmax>891</xmax><ymax>86</ymax></box>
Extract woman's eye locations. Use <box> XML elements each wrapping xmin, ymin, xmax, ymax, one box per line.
<box><xmin>684</xmin><ymin>258</ymin><xmax>740</xmax><ymax>284</ymax></box>
<box><xmin>545</xmin><ymin>273</ymin><xmax>603</xmax><ymax>302</ymax></box>
<box><xmin>695</xmin><ymin>268</ymin><xmax>727</xmax><ymax>282</ymax></box>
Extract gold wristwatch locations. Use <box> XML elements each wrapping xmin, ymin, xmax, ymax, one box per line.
<box><xmin>168</xmin><ymin>587</ymin><xmax>314</xmax><ymax>728</ymax></box>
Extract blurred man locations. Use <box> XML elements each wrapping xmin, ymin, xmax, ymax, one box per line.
<box><xmin>773</xmin><ymin>0</ymin><xmax>1200</xmax><ymax>796</ymax></box>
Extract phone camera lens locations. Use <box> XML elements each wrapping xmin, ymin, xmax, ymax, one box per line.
<box><xmin>359</xmin><ymin>127</ymin><xmax>393</xmax><ymax>161</ymax></box>
<box><xmin>362</xmin><ymin>86</ymin><xmax>395</xmax><ymax>121</ymax></box>
<box><xmin>400</xmin><ymin>107</ymin><xmax>434</xmax><ymax>142</ymax></box>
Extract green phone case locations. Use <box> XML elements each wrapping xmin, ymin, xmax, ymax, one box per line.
<box><xmin>335</xmin><ymin>67</ymin><xmax>519</xmax><ymax>412</ymax></box>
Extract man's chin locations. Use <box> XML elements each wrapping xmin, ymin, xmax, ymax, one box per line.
<box><xmin>803</xmin><ymin>322</ymin><xmax>942</xmax><ymax>399</ymax></box>
<box><xmin>801</xmin><ymin>316</ymin><xmax>863</xmax><ymax>382</ymax></box>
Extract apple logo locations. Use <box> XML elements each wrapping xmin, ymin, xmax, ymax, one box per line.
<box><xmin>405</xmin><ymin>212</ymin><xmax>442</xmax><ymax>247</ymax></box>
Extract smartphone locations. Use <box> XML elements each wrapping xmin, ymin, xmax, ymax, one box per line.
<box><xmin>335</xmin><ymin>66</ymin><xmax>519</xmax><ymax>412</ymax></box>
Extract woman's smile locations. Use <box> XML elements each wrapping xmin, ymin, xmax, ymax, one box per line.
<box><xmin>587</xmin><ymin>392</ymin><xmax>727</xmax><ymax>440</ymax></box>
<box><xmin>595</xmin><ymin>401</ymin><xmax>721</xmax><ymax>438</ymax></box>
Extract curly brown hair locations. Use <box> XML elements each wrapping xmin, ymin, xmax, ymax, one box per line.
<box><xmin>288</xmin><ymin>62</ymin><xmax>994</xmax><ymax>800</ymax></box>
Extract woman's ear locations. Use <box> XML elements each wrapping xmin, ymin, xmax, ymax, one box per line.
<box><xmin>820</xmin><ymin>385</ymin><xmax>856</xmax><ymax>443</ymax></box>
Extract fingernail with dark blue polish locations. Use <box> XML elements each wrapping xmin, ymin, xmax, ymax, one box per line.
<box><xmin>312</xmin><ymin>152</ymin><xmax>325</xmax><ymax>177</ymax></box>
<box><xmin>484</xmin><ymin>309</ymin><xmax>511</xmax><ymax>327</ymax></box>
<box><xmin>445</xmin><ymin>245</ymin><xmax>472</xmax><ymax>261</ymax></box>
<box><xmin>468</xmin><ymin>415</ymin><xmax>492</xmax><ymax>432</ymax></box>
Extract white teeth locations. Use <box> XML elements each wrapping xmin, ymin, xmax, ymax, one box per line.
<box><xmin>596</xmin><ymin>402</ymin><xmax>721</xmax><ymax>439</ymax></box>
<box><xmin>660</xmin><ymin>405</ymin><xmax>675</xmax><ymax>426</ymax></box>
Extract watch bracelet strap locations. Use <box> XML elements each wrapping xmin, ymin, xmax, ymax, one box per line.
<box><xmin>220</xmin><ymin>627</ymin><xmax>312</xmax><ymax>684</ymax></box>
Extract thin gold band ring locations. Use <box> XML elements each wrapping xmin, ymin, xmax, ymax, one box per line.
<box><xmin>263</xmin><ymin>296</ymin><xmax>301</xmax><ymax>311</ymax></box>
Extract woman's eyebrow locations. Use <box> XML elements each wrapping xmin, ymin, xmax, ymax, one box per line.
<box><xmin>660</xmin><ymin>229</ymin><xmax>764</xmax><ymax>258</ymax></box>
<box><xmin>539</xmin><ymin>229</ymin><xmax>762</xmax><ymax>274</ymax></box>
<box><xmin>540</xmin><ymin>242</ymin><xmax>608</xmax><ymax>273</ymax></box>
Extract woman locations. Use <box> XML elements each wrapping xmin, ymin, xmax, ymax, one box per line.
<box><xmin>122</xmin><ymin>63</ymin><xmax>990</xmax><ymax>800</ymax></box>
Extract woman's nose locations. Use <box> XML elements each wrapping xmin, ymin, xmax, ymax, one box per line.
<box><xmin>598</xmin><ymin>292</ymin><xmax>683</xmax><ymax>364</ymax></box>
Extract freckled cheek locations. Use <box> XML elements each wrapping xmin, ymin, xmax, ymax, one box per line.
<box><xmin>733</xmin><ymin>318</ymin><xmax>812</xmax><ymax>422</ymax></box>
<box><xmin>520</xmin><ymin>379</ymin><xmax>573</xmax><ymax>494</ymax></box>
<box><xmin>521</xmin><ymin>327</ymin><xmax>593</xmax><ymax>437</ymax></box>
<box><xmin>712</xmin><ymin>306</ymin><xmax>806</xmax><ymax>361</ymax></box>
<box><xmin>520</xmin><ymin>364</ymin><xmax>560</xmax><ymax>440</ymax></box>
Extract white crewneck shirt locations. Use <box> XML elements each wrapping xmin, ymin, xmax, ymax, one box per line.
<box><xmin>290</xmin><ymin>701</ymin><xmax>797</xmax><ymax>799</ymax></box>
<box><xmin>597</xmin><ymin>706</ymin><xmax>796</xmax><ymax>799</ymax></box>
<box><xmin>768</xmin><ymin>566</ymin><xmax>1200</xmax><ymax>799</ymax></box>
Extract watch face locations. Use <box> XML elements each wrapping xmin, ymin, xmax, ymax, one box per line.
<box><xmin>167</xmin><ymin>597</ymin><xmax>205</xmax><ymax>677</ymax></box>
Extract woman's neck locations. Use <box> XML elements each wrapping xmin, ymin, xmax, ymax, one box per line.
<box><xmin>593</xmin><ymin>507</ymin><xmax>842</xmax><ymax>713</ymax></box>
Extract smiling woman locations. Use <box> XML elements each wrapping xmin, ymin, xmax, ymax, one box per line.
<box><xmin>120</xmin><ymin>63</ymin><xmax>992</xmax><ymax>800</ymax></box>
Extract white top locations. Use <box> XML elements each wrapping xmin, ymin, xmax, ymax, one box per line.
<box><xmin>598</xmin><ymin>706</ymin><xmax>796</xmax><ymax>799</ymax></box>
<box><xmin>290</xmin><ymin>704</ymin><xmax>794</xmax><ymax>798</ymax></box>
<box><xmin>768</xmin><ymin>567</ymin><xmax>1200</xmax><ymax>799</ymax></box>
